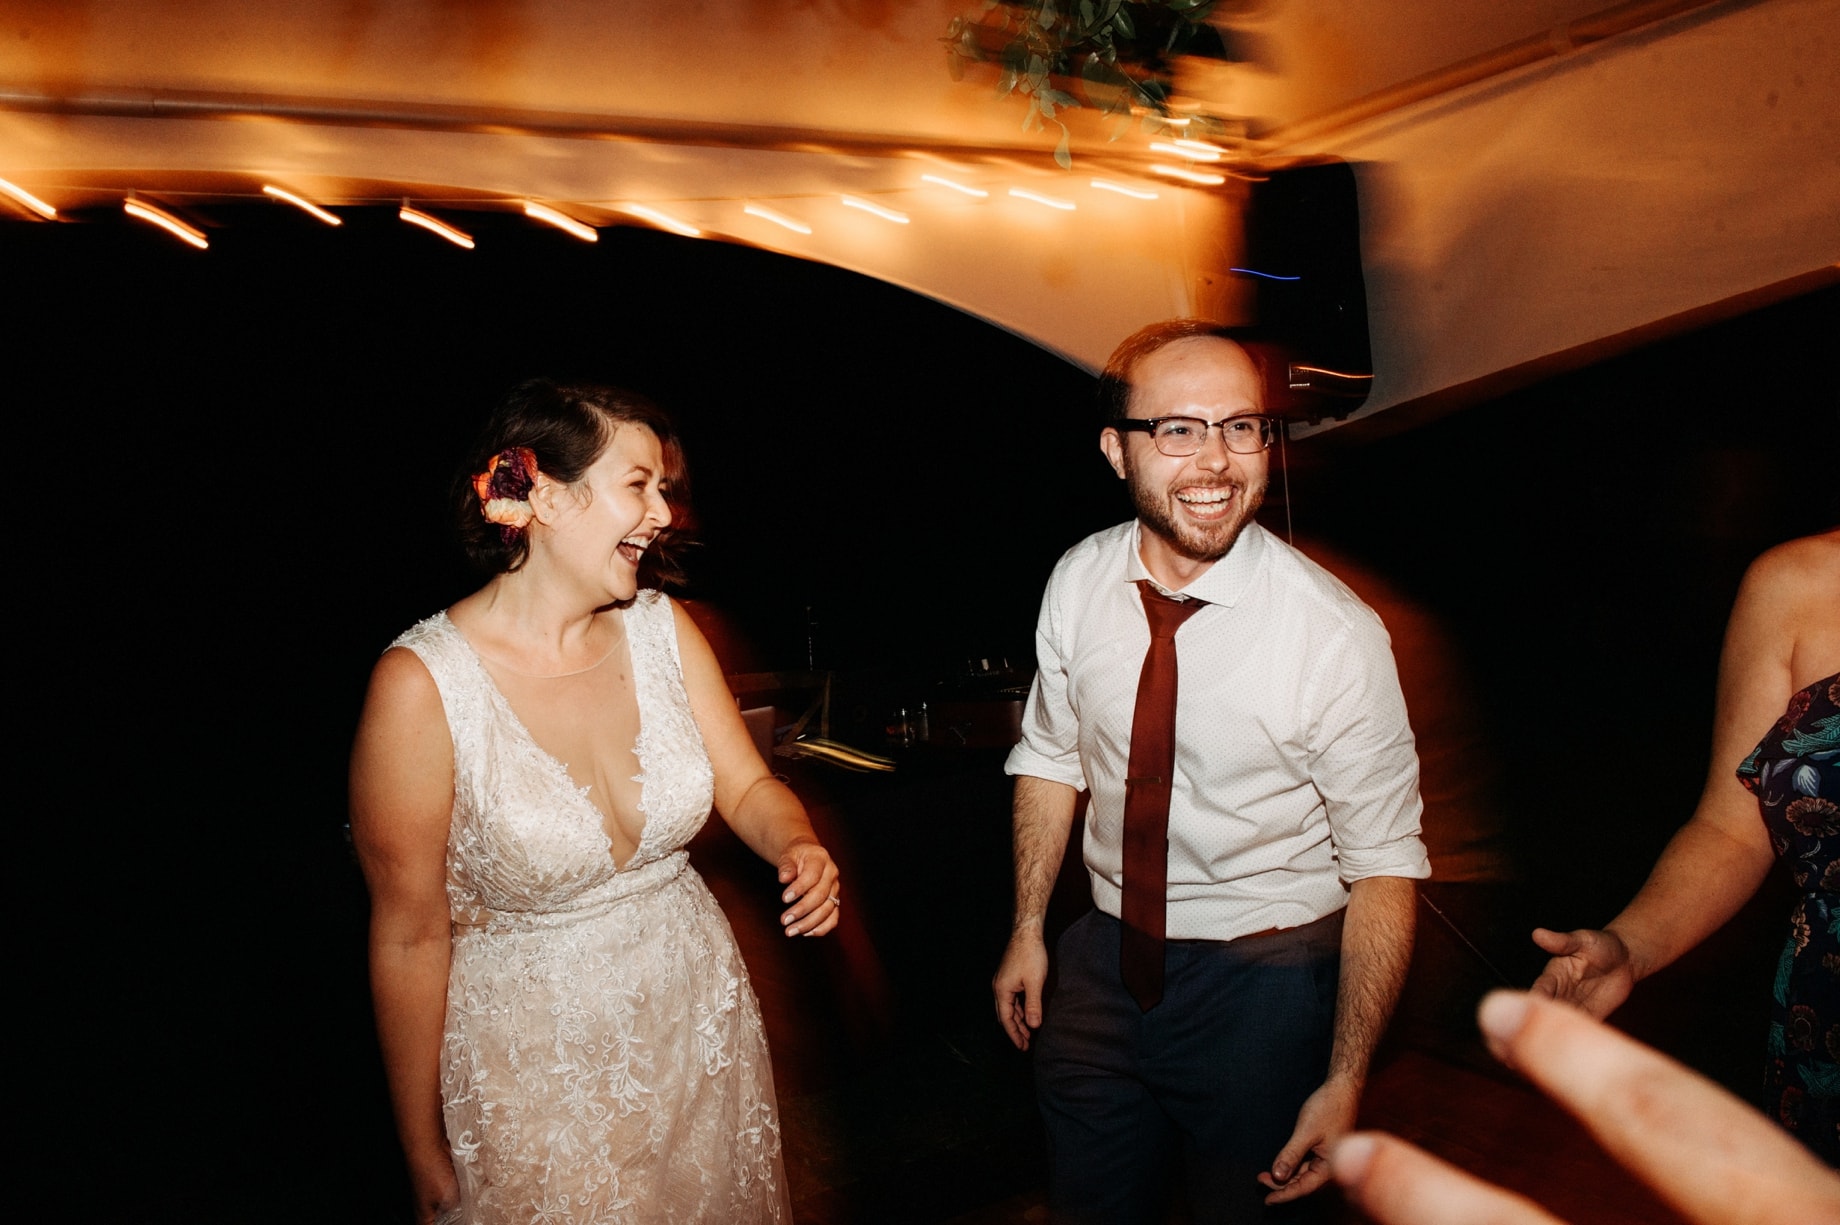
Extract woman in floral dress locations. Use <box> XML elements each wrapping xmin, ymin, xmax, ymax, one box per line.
<box><xmin>1531</xmin><ymin>528</ymin><xmax>1840</xmax><ymax>1161</ymax></box>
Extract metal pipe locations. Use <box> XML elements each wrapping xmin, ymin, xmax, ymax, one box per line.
<box><xmin>0</xmin><ymin>83</ymin><xmax>1148</xmax><ymax>171</ymax></box>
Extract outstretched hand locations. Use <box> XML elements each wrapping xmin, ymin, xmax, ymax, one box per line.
<box><xmin>1529</xmin><ymin>926</ymin><xmax>1637</xmax><ymax>1018</ymax></box>
<box><xmin>776</xmin><ymin>839</ymin><xmax>840</xmax><ymax>937</ymax></box>
<box><xmin>1331</xmin><ymin>991</ymin><xmax>1840</xmax><ymax>1225</ymax></box>
<box><xmin>1259</xmin><ymin>1076</ymin><xmax>1359</xmax><ymax>1203</ymax></box>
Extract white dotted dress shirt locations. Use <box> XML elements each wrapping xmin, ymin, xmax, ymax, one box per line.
<box><xmin>1006</xmin><ymin>520</ymin><xmax>1431</xmax><ymax>939</ymax></box>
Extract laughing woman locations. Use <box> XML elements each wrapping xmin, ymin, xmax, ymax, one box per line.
<box><xmin>351</xmin><ymin>379</ymin><xmax>838</xmax><ymax>1224</ymax></box>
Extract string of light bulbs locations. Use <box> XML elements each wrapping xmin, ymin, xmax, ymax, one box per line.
<box><xmin>2</xmin><ymin>149</ymin><xmax>1219</xmax><ymax>251</ymax></box>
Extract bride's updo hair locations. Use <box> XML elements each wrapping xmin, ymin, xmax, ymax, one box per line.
<box><xmin>455</xmin><ymin>378</ymin><xmax>694</xmax><ymax>586</ymax></box>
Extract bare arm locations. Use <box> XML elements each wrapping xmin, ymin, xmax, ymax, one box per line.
<box><xmin>1329</xmin><ymin>875</ymin><xmax>1418</xmax><ymax>1086</ymax></box>
<box><xmin>1263</xmin><ymin>874</ymin><xmax>1417</xmax><ymax>1203</ymax></box>
<box><xmin>350</xmin><ymin>647</ymin><xmax>461</xmax><ymax>1225</ymax></box>
<box><xmin>1530</xmin><ymin>537</ymin><xmax>1838</xmax><ymax>1015</ymax></box>
<box><xmin>1530</xmin><ymin>818</ymin><xmax>1772</xmax><ymax>1017</ymax></box>
<box><xmin>992</xmin><ymin>774</ymin><xmax>1080</xmax><ymax>1050</ymax></box>
<box><xmin>671</xmin><ymin>600</ymin><xmax>839</xmax><ymax>938</ymax></box>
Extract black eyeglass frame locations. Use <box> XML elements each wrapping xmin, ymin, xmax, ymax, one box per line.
<box><xmin>1109</xmin><ymin>414</ymin><xmax>1279</xmax><ymax>456</ymax></box>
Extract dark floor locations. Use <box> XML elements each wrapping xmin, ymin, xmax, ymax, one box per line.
<box><xmin>170</xmin><ymin>738</ymin><xmax>1780</xmax><ymax>1225</ymax></box>
<box><xmin>661</xmin><ymin>745</ymin><xmax>1764</xmax><ymax>1224</ymax></box>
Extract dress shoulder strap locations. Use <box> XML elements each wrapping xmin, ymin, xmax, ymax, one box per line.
<box><xmin>622</xmin><ymin>589</ymin><xmax>681</xmax><ymax>673</ymax></box>
<box><xmin>389</xmin><ymin>611</ymin><xmax>490</xmax><ymax>751</ymax></box>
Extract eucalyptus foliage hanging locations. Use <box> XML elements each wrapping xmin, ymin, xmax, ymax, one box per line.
<box><xmin>944</xmin><ymin>0</ymin><xmax>1230</xmax><ymax>167</ymax></box>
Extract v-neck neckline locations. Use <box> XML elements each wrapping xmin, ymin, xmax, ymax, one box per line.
<box><xmin>441</xmin><ymin>610</ymin><xmax>651</xmax><ymax>871</ymax></box>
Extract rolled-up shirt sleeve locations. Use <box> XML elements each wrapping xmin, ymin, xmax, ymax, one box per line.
<box><xmin>1005</xmin><ymin>563</ymin><xmax>1089</xmax><ymax>791</ymax></box>
<box><xmin>1305</xmin><ymin>608</ymin><xmax>1432</xmax><ymax>883</ymax></box>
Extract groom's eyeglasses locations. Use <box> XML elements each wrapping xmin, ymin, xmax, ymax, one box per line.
<box><xmin>1110</xmin><ymin>415</ymin><xmax>1276</xmax><ymax>457</ymax></box>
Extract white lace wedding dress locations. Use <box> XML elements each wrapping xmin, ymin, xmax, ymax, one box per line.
<box><xmin>393</xmin><ymin>592</ymin><xmax>790</xmax><ymax>1223</ymax></box>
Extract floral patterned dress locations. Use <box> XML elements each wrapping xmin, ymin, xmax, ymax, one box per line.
<box><xmin>1740</xmin><ymin>671</ymin><xmax>1840</xmax><ymax>1164</ymax></box>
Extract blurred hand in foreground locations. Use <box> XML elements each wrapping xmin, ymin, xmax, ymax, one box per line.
<box><xmin>1331</xmin><ymin>991</ymin><xmax>1840</xmax><ymax>1225</ymax></box>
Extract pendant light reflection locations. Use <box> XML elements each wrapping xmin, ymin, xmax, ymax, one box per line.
<box><xmin>622</xmin><ymin>205</ymin><xmax>702</xmax><ymax>237</ymax></box>
<box><xmin>262</xmin><ymin>185</ymin><xmax>342</xmax><ymax>226</ymax></box>
<box><xmin>0</xmin><ymin>177</ymin><xmax>57</xmax><ymax>219</ymax></box>
<box><xmin>124</xmin><ymin>197</ymin><xmax>208</xmax><ymax>249</ymax></box>
<box><xmin>840</xmin><ymin>196</ymin><xmax>908</xmax><ymax>224</ymax></box>
<box><xmin>920</xmin><ymin>174</ymin><xmax>988</xmax><ymax>198</ymax></box>
<box><xmin>1090</xmin><ymin>179</ymin><xmax>1159</xmax><ymax>200</ymax></box>
<box><xmin>399</xmin><ymin>204</ymin><xmax>475</xmax><ymax>249</ymax></box>
<box><xmin>523</xmin><ymin>201</ymin><xmax>598</xmax><ymax>242</ymax></box>
<box><xmin>1008</xmin><ymin>187</ymin><xmax>1074</xmax><ymax>211</ymax></box>
<box><xmin>743</xmin><ymin>203</ymin><xmax>812</xmax><ymax>235</ymax></box>
<box><xmin>1150</xmin><ymin>141</ymin><xmax>1222</xmax><ymax>162</ymax></box>
<box><xmin>1150</xmin><ymin>164</ymin><xmax>1227</xmax><ymax>186</ymax></box>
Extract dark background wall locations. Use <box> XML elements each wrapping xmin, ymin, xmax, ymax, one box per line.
<box><xmin>12</xmin><ymin>209</ymin><xmax>1835</xmax><ymax>1217</ymax></box>
<box><xmin>1283</xmin><ymin>297</ymin><xmax>1837</xmax><ymax>921</ymax></box>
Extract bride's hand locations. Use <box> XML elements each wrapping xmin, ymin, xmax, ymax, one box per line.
<box><xmin>778</xmin><ymin>839</ymin><xmax>841</xmax><ymax>937</ymax></box>
<box><xmin>408</xmin><ymin>1144</ymin><xmax>461</xmax><ymax>1225</ymax></box>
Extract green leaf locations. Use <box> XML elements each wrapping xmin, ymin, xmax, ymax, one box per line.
<box><xmin>939</xmin><ymin>1</ymin><xmax>1226</xmax><ymax>127</ymax></box>
<box><xmin>1079</xmin><ymin>56</ymin><xmax>1122</xmax><ymax>111</ymax></box>
<box><xmin>1055</xmin><ymin>126</ymin><xmax>1073</xmax><ymax>169</ymax></box>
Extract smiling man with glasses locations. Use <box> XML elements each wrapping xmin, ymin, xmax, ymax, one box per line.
<box><xmin>994</xmin><ymin>319</ymin><xmax>1430</xmax><ymax>1223</ymax></box>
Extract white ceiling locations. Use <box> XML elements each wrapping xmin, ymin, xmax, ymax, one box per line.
<box><xmin>4</xmin><ymin>0</ymin><xmax>1836</xmax><ymax>427</ymax></box>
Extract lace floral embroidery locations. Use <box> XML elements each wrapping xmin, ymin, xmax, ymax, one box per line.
<box><xmin>394</xmin><ymin>596</ymin><xmax>787</xmax><ymax>1223</ymax></box>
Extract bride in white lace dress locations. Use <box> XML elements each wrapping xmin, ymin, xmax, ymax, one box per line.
<box><xmin>352</xmin><ymin>380</ymin><xmax>839</xmax><ymax>1224</ymax></box>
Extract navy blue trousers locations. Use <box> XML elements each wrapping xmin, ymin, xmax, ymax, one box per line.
<box><xmin>1034</xmin><ymin>908</ymin><xmax>1343</xmax><ymax>1224</ymax></box>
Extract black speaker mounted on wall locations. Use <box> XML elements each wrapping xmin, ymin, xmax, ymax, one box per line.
<box><xmin>1227</xmin><ymin>158</ymin><xmax>1373</xmax><ymax>423</ymax></box>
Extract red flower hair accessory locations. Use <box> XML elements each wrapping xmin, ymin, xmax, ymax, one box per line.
<box><xmin>472</xmin><ymin>446</ymin><xmax>539</xmax><ymax>542</ymax></box>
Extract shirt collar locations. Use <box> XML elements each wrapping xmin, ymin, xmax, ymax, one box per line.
<box><xmin>1125</xmin><ymin>519</ymin><xmax>1266</xmax><ymax>608</ymax></box>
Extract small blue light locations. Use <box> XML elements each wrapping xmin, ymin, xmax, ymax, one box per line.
<box><xmin>1229</xmin><ymin>267</ymin><xmax>1301</xmax><ymax>281</ymax></box>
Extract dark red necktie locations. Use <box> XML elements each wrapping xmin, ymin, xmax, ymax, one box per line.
<box><xmin>1121</xmin><ymin>580</ymin><xmax>1204</xmax><ymax>1011</ymax></box>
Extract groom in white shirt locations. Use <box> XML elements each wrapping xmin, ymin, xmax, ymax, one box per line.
<box><xmin>993</xmin><ymin>320</ymin><xmax>1429</xmax><ymax>1222</ymax></box>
